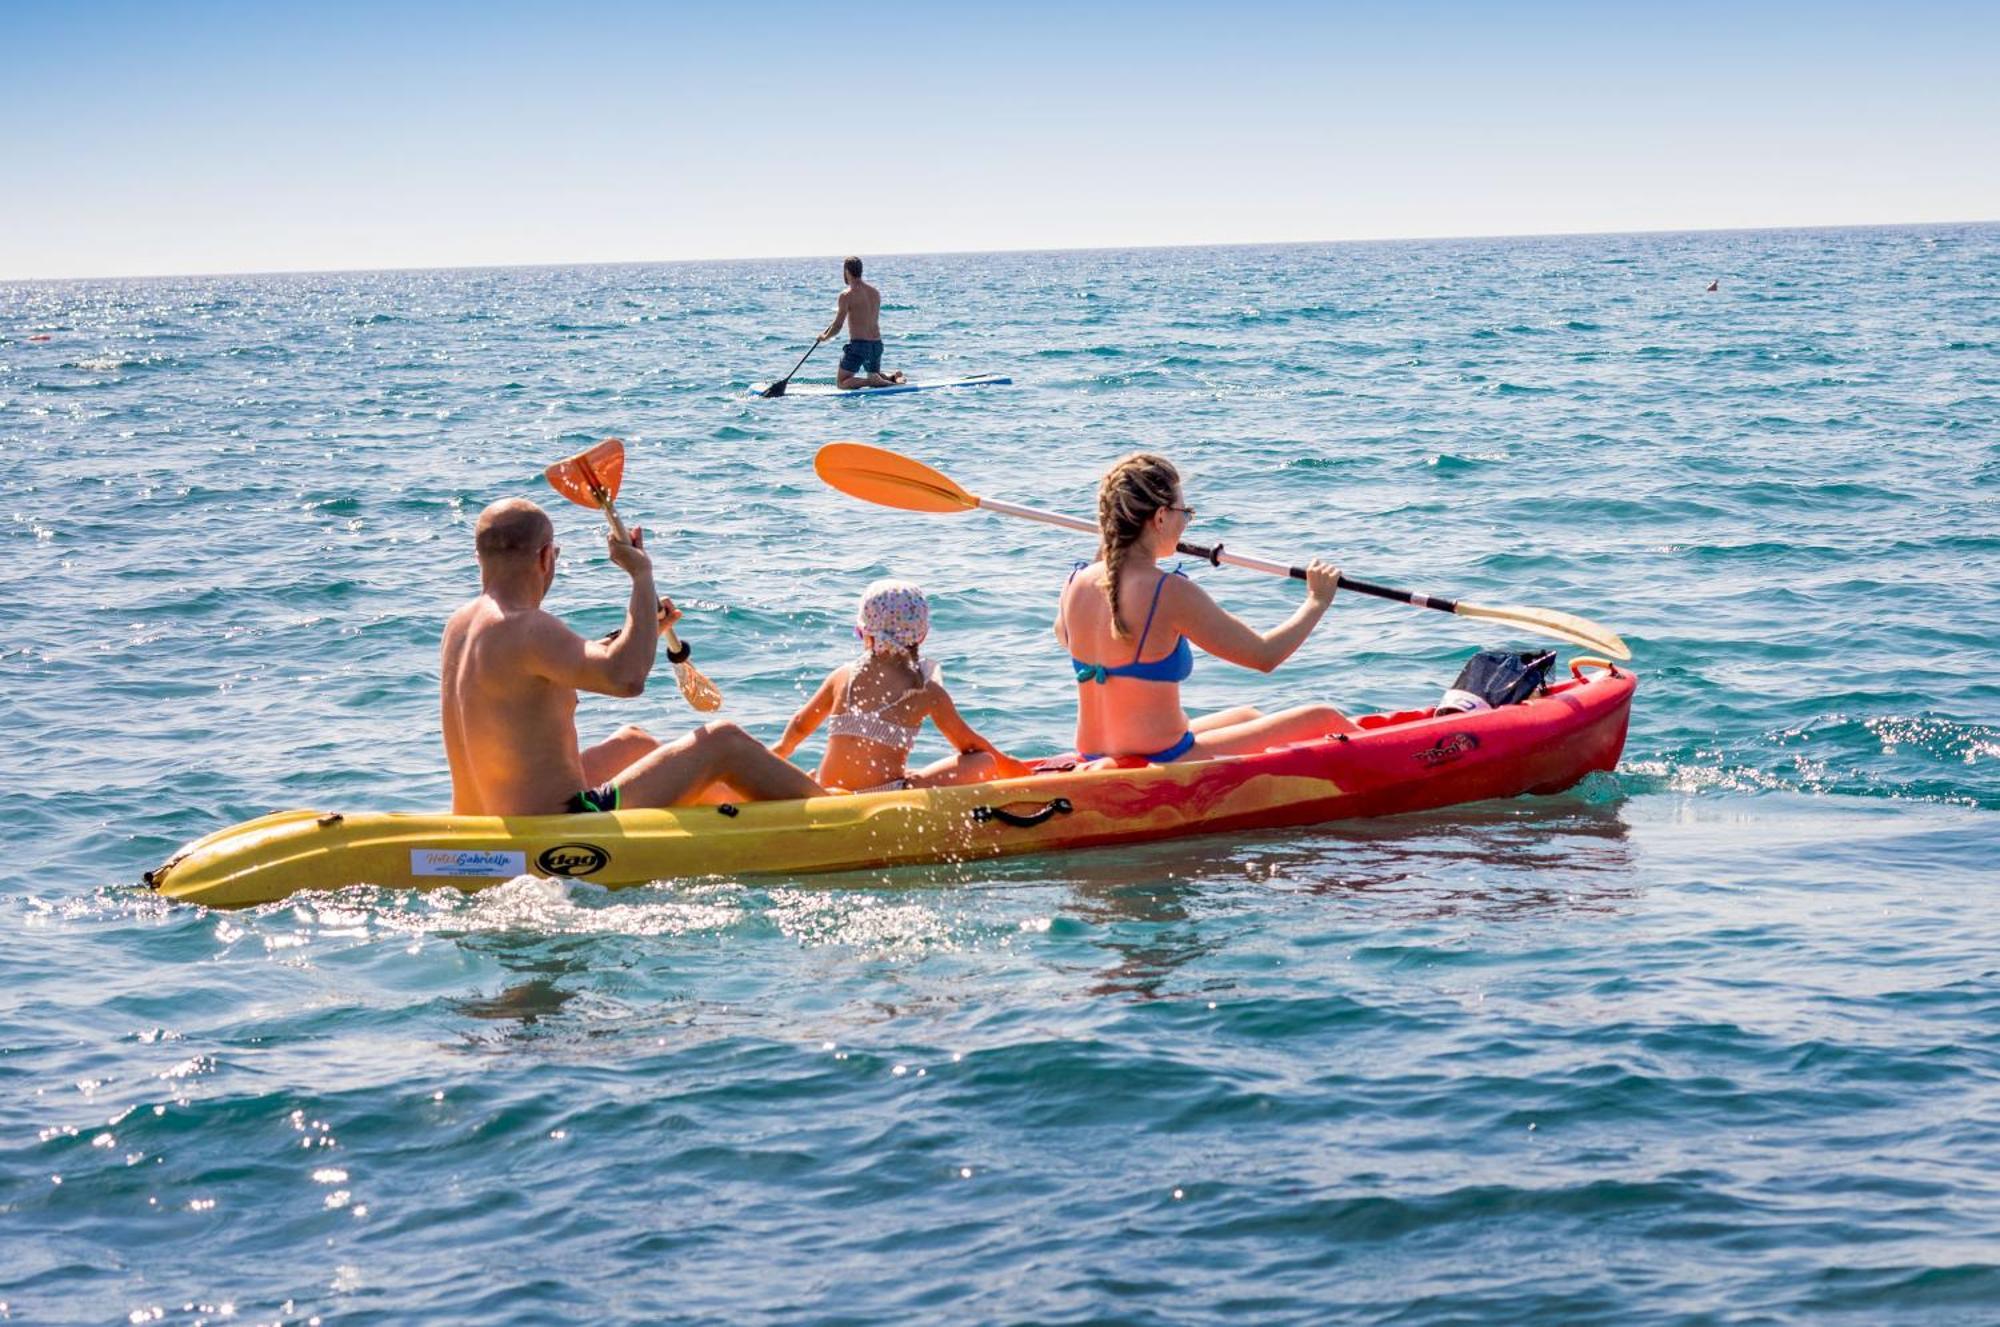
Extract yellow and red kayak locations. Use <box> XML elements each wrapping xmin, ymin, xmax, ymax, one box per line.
<box><xmin>146</xmin><ymin>662</ymin><xmax>1636</xmax><ymax>909</ymax></box>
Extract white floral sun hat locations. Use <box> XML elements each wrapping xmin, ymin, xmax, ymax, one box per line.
<box><xmin>856</xmin><ymin>579</ymin><xmax>929</xmax><ymax>651</ymax></box>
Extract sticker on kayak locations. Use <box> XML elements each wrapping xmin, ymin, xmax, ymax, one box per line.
<box><xmin>536</xmin><ymin>843</ymin><xmax>610</xmax><ymax>877</ymax></box>
<box><xmin>1414</xmin><ymin>733</ymin><xmax>1481</xmax><ymax>767</ymax></box>
<box><xmin>412</xmin><ymin>849</ymin><xmax>527</xmax><ymax>878</ymax></box>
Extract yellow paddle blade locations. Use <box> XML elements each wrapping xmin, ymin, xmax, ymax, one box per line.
<box><xmin>1454</xmin><ymin>600</ymin><xmax>1632</xmax><ymax>661</ymax></box>
<box><xmin>814</xmin><ymin>441</ymin><xmax>978</xmax><ymax>514</ymax></box>
<box><xmin>674</xmin><ymin>659</ymin><xmax>725</xmax><ymax>712</ymax></box>
<box><xmin>545</xmin><ymin>438</ymin><xmax>626</xmax><ymax>510</ymax></box>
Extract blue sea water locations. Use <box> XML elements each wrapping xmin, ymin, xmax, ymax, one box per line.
<box><xmin>2</xmin><ymin>225</ymin><xmax>1997</xmax><ymax>1324</ymax></box>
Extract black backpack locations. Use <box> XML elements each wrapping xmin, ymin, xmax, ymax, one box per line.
<box><xmin>1436</xmin><ymin>649</ymin><xmax>1556</xmax><ymax>714</ymax></box>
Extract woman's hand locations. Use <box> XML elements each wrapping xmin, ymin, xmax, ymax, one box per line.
<box><xmin>1303</xmin><ymin>559</ymin><xmax>1341</xmax><ymax>606</ymax></box>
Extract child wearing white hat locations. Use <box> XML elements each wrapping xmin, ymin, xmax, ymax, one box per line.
<box><xmin>776</xmin><ymin>579</ymin><xmax>1028</xmax><ymax>792</ymax></box>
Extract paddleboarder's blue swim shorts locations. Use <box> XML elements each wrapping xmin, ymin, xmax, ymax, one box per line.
<box><xmin>565</xmin><ymin>782</ymin><xmax>620</xmax><ymax>814</ymax></box>
<box><xmin>839</xmin><ymin>338</ymin><xmax>884</xmax><ymax>375</ymax></box>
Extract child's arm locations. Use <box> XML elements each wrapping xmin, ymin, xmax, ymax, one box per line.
<box><xmin>925</xmin><ymin>685</ymin><xmax>1033</xmax><ymax>778</ymax></box>
<box><xmin>774</xmin><ymin>670</ymin><xmax>841</xmax><ymax>759</ymax></box>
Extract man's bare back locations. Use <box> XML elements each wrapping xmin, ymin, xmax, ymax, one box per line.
<box><xmin>840</xmin><ymin>280</ymin><xmax>883</xmax><ymax>341</ymax></box>
<box><xmin>441</xmin><ymin>595</ymin><xmax>593</xmax><ymax>815</ymax></box>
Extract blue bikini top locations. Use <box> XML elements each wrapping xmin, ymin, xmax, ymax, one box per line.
<box><xmin>1069</xmin><ymin>564</ymin><xmax>1194</xmax><ymax>686</ymax></box>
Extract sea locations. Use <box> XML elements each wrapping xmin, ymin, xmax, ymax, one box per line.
<box><xmin>2</xmin><ymin>225</ymin><xmax>1996</xmax><ymax>1325</ymax></box>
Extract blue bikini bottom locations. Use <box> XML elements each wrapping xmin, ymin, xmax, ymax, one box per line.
<box><xmin>1079</xmin><ymin>729</ymin><xmax>1197</xmax><ymax>764</ymax></box>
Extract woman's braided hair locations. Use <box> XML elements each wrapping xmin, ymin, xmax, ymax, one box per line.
<box><xmin>1096</xmin><ymin>453</ymin><xmax>1181</xmax><ymax>638</ymax></box>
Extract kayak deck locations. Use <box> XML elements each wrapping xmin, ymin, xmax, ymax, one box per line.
<box><xmin>147</xmin><ymin>666</ymin><xmax>1635</xmax><ymax>908</ymax></box>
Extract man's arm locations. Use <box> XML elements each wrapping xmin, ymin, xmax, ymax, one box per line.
<box><xmin>820</xmin><ymin>289</ymin><xmax>849</xmax><ymax>342</ymax></box>
<box><xmin>529</xmin><ymin>529</ymin><xmax>661</xmax><ymax>697</ymax></box>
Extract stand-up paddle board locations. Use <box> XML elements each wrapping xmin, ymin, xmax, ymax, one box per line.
<box><xmin>748</xmin><ymin>373</ymin><xmax>1011</xmax><ymax>399</ymax></box>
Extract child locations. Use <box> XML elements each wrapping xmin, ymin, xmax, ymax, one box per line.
<box><xmin>776</xmin><ymin>580</ymin><xmax>1029</xmax><ymax>792</ymax></box>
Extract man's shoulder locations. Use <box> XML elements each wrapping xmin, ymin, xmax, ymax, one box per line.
<box><xmin>457</xmin><ymin>599</ymin><xmax>572</xmax><ymax>649</ymax></box>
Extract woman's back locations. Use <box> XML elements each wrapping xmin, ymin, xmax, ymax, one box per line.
<box><xmin>1059</xmin><ymin>560</ymin><xmax>1195</xmax><ymax>757</ymax></box>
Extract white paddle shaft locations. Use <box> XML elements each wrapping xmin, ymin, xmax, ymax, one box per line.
<box><xmin>973</xmin><ymin>496</ymin><xmax>1295</xmax><ymax>578</ymax></box>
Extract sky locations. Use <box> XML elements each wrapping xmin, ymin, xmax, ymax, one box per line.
<box><xmin>3</xmin><ymin>0</ymin><xmax>1996</xmax><ymax>279</ymax></box>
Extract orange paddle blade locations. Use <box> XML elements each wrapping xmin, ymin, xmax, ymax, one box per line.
<box><xmin>814</xmin><ymin>441</ymin><xmax>977</xmax><ymax>514</ymax></box>
<box><xmin>544</xmin><ymin>438</ymin><xmax>626</xmax><ymax>510</ymax></box>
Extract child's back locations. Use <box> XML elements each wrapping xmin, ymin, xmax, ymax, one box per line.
<box><xmin>819</xmin><ymin>651</ymin><xmax>939</xmax><ymax>790</ymax></box>
<box><xmin>774</xmin><ymin>579</ymin><xmax>1028</xmax><ymax>792</ymax></box>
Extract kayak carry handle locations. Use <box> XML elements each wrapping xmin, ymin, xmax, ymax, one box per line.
<box><xmin>972</xmin><ymin>797</ymin><xmax>1074</xmax><ymax>829</ymax></box>
<box><xmin>1568</xmin><ymin>656</ymin><xmax>1624</xmax><ymax>680</ymax></box>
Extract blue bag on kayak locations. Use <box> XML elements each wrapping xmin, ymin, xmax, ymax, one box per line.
<box><xmin>1436</xmin><ymin>649</ymin><xmax>1556</xmax><ymax>714</ymax></box>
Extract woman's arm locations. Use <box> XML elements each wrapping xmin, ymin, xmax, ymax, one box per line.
<box><xmin>774</xmin><ymin>670</ymin><xmax>841</xmax><ymax>758</ymax></box>
<box><xmin>1176</xmin><ymin>560</ymin><xmax>1340</xmax><ymax>674</ymax></box>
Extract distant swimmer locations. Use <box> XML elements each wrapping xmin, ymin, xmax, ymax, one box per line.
<box><xmin>1707</xmin><ymin>280</ymin><xmax>1719</xmax><ymax>293</ymax></box>
<box><xmin>819</xmin><ymin>256</ymin><xmax>906</xmax><ymax>390</ymax></box>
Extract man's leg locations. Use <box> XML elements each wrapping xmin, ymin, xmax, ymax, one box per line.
<box><xmin>836</xmin><ymin>341</ymin><xmax>866</xmax><ymax>390</ymax></box>
<box><xmin>612</xmin><ymin>721</ymin><xmax>823</xmax><ymax>807</ymax></box>
<box><xmin>580</xmin><ymin>725</ymin><xmax>658</xmax><ymax>785</ymax></box>
<box><xmin>865</xmin><ymin>342</ymin><xmax>902</xmax><ymax>386</ymax></box>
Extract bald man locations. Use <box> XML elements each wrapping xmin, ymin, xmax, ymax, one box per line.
<box><xmin>440</xmin><ymin>499</ymin><xmax>823</xmax><ymax>815</ymax></box>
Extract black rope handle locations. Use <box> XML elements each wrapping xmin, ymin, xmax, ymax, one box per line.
<box><xmin>971</xmin><ymin>797</ymin><xmax>1073</xmax><ymax>829</ymax></box>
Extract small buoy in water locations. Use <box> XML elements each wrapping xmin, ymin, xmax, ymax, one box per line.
<box><xmin>28</xmin><ymin>334</ymin><xmax>52</xmax><ymax>342</ymax></box>
<box><xmin>1706</xmin><ymin>280</ymin><xmax>1718</xmax><ymax>293</ymax></box>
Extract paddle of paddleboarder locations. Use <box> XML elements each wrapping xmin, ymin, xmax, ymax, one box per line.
<box><xmin>440</xmin><ymin>499</ymin><xmax>824</xmax><ymax>814</ymax></box>
<box><xmin>1056</xmin><ymin>454</ymin><xmax>1359</xmax><ymax>764</ymax></box>
<box><xmin>820</xmin><ymin>256</ymin><xmax>906</xmax><ymax>390</ymax></box>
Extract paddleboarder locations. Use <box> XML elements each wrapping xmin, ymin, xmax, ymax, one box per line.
<box><xmin>820</xmin><ymin>256</ymin><xmax>906</xmax><ymax>390</ymax></box>
<box><xmin>440</xmin><ymin>499</ymin><xmax>824</xmax><ymax>815</ymax></box>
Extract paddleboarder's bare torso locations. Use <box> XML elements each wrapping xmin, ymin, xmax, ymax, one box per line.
<box><xmin>834</xmin><ymin>279</ymin><xmax>883</xmax><ymax>342</ymax></box>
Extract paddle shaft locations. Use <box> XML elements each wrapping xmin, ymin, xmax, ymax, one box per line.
<box><xmin>765</xmin><ymin>338</ymin><xmax>821</xmax><ymax>394</ymax></box>
<box><xmin>973</xmin><ymin>497</ymin><xmax>1459</xmax><ymax>616</ymax></box>
<box><xmin>573</xmin><ymin>458</ymin><xmax>696</xmax><ymax>657</ymax></box>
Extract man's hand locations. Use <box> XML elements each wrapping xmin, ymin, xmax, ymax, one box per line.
<box><xmin>607</xmin><ymin>525</ymin><xmax>653</xmax><ymax>580</ymax></box>
<box><xmin>599</xmin><ymin>596</ymin><xmax>678</xmax><ymax>645</ymax></box>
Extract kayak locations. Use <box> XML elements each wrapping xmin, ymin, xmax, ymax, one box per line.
<box><xmin>146</xmin><ymin>662</ymin><xmax>1635</xmax><ymax>909</ymax></box>
<box><xmin>746</xmin><ymin>373</ymin><xmax>1011</xmax><ymax>398</ymax></box>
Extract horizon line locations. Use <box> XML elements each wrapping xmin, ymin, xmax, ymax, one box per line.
<box><xmin>5</xmin><ymin>215</ymin><xmax>1994</xmax><ymax>286</ymax></box>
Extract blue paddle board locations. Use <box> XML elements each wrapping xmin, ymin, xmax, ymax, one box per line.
<box><xmin>748</xmin><ymin>372</ymin><xmax>1012</xmax><ymax>399</ymax></box>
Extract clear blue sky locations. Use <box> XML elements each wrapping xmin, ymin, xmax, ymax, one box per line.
<box><xmin>4</xmin><ymin>0</ymin><xmax>1995</xmax><ymax>278</ymax></box>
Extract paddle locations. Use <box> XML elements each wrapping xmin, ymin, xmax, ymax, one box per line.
<box><xmin>813</xmin><ymin>441</ymin><xmax>1632</xmax><ymax>661</ymax></box>
<box><xmin>544</xmin><ymin>438</ymin><xmax>725</xmax><ymax>711</ymax></box>
<box><xmin>759</xmin><ymin>337</ymin><xmax>822</xmax><ymax>398</ymax></box>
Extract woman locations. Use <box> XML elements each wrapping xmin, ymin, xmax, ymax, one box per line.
<box><xmin>1055</xmin><ymin>453</ymin><xmax>1356</xmax><ymax>763</ymax></box>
